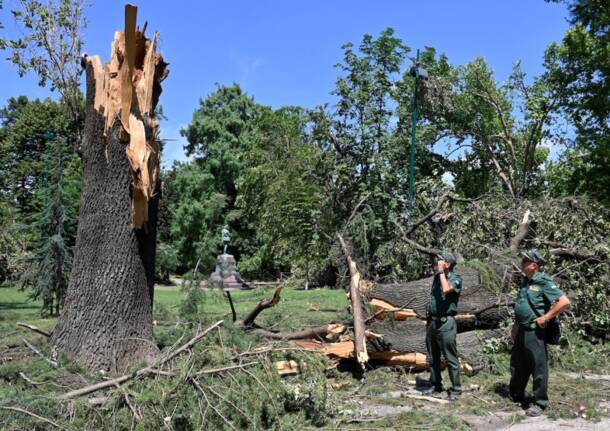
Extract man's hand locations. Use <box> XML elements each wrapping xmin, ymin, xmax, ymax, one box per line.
<box><xmin>534</xmin><ymin>315</ymin><xmax>549</xmax><ymax>328</ymax></box>
<box><xmin>437</xmin><ymin>260</ymin><xmax>448</xmax><ymax>273</ymax></box>
<box><xmin>511</xmin><ymin>323</ymin><xmax>518</xmax><ymax>341</ymax></box>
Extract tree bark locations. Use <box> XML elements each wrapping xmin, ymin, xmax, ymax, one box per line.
<box><xmin>50</xmin><ymin>5</ymin><xmax>169</xmax><ymax>372</ymax></box>
<box><xmin>366</xmin><ymin>319</ymin><xmax>493</xmax><ymax>359</ymax></box>
<box><xmin>367</xmin><ymin>268</ymin><xmax>512</xmax><ymax>331</ymax></box>
<box><xmin>338</xmin><ymin>235</ymin><xmax>369</xmax><ymax>369</ymax></box>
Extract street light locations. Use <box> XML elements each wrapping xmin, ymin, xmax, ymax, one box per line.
<box><xmin>407</xmin><ymin>49</ymin><xmax>428</xmax><ymax>224</ymax></box>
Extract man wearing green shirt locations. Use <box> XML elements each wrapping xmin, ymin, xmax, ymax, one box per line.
<box><xmin>510</xmin><ymin>249</ymin><xmax>571</xmax><ymax>417</ymax></box>
<box><xmin>422</xmin><ymin>251</ymin><xmax>462</xmax><ymax>400</ymax></box>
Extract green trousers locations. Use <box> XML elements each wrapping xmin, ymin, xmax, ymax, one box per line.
<box><xmin>509</xmin><ymin>326</ymin><xmax>549</xmax><ymax>408</ymax></box>
<box><xmin>426</xmin><ymin>316</ymin><xmax>461</xmax><ymax>394</ymax></box>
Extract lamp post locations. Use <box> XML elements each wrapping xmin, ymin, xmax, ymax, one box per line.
<box><xmin>407</xmin><ymin>49</ymin><xmax>428</xmax><ymax>224</ymax></box>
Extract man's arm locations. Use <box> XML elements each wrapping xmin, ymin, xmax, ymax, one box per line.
<box><xmin>534</xmin><ymin>295</ymin><xmax>571</xmax><ymax>328</ymax></box>
<box><xmin>438</xmin><ymin>271</ymin><xmax>454</xmax><ymax>294</ymax></box>
<box><xmin>437</xmin><ymin>261</ymin><xmax>457</xmax><ymax>295</ymax></box>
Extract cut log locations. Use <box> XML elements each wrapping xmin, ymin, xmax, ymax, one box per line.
<box><xmin>50</xmin><ymin>4</ymin><xmax>169</xmax><ymax>372</ymax></box>
<box><xmin>294</xmin><ymin>324</ymin><xmax>493</xmax><ymax>368</ymax></box>
<box><xmin>294</xmin><ymin>340</ymin><xmax>355</xmax><ymax>360</ymax></box>
<box><xmin>275</xmin><ymin>360</ymin><xmax>301</xmax><ymax>376</ymax></box>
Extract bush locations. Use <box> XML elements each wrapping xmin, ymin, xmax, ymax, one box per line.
<box><xmin>156</xmin><ymin>242</ymin><xmax>179</xmax><ymax>282</ymax></box>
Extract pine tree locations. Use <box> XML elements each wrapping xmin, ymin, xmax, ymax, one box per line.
<box><xmin>21</xmin><ymin>134</ymin><xmax>72</xmax><ymax>317</ymax></box>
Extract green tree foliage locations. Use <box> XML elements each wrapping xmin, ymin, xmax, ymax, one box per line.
<box><xmin>168</xmin><ymin>29</ymin><xmax>569</xmax><ymax>282</ymax></box>
<box><xmin>420</xmin><ymin>57</ymin><xmax>557</xmax><ymax>198</ymax></box>
<box><xmin>0</xmin><ymin>97</ymin><xmax>81</xmax><ymax>295</ymax></box>
<box><xmin>20</xmin><ymin>137</ymin><xmax>74</xmax><ymax>316</ymax></box>
<box><xmin>168</xmin><ymin>85</ymin><xmax>263</xmax><ymax>272</ymax></box>
<box><xmin>1</xmin><ymin>0</ymin><xmax>87</xmax><ymax>139</ymax></box>
<box><xmin>544</xmin><ymin>0</ymin><xmax>610</xmax><ymax>204</ymax></box>
<box><xmin>0</xmin><ymin>97</ymin><xmax>71</xmax><ymax>216</ymax></box>
<box><xmin>237</xmin><ymin>107</ymin><xmax>329</xmax><ymax>282</ymax></box>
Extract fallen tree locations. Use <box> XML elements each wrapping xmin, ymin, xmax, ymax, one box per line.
<box><xmin>365</xmin><ymin>269</ymin><xmax>512</xmax><ymax>331</ymax></box>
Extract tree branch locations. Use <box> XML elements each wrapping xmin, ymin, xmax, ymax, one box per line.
<box><xmin>59</xmin><ymin>320</ymin><xmax>224</xmax><ymax>400</ymax></box>
<box><xmin>509</xmin><ymin>209</ymin><xmax>532</xmax><ymax>252</ymax></box>
<box><xmin>239</xmin><ymin>287</ymin><xmax>283</xmax><ymax>328</ymax></box>
<box><xmin>338</xmin><ymin>235</ymin><xmax>369</xmax><ymax>369</ymax></box>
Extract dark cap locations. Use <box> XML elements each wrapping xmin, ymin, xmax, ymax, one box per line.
<box><xmin>437</xmin><ymin>251</ymin><xmax>457</xmax><ymax>266</ymax></box>
<box><xmin>521</xmin><ymin>249</ymin><xmax>547</xmax><ymax>265</ymax></box>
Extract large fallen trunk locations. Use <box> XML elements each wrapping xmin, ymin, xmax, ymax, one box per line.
<box><xmin>51</xmin><ymin>5</ymin><xmax>169</xmax><ymax>372</ymax></box>
<box><xmin>366</xmin><ymin>319</ymin><xmax>494</xmax><ymax>359</ymax></box>
<box><xmin>366</xmin><ymin>268</ymin><xmax>512</xmax><ymax>331</ymax></box>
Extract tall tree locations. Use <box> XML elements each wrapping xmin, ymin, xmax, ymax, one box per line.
<box><xmin>176</xmin><ymin>84</ymin><xmax>262</xmax><ymax>271</ymax></box>
<box><xmin>0</xmin><ymin>97</ymin><xmax>71</xmax><ymax>216</ymax></box>
<box><xmin>51</xmin><ymin>6</ymin><xmax>169</xmax><ymax>371</ymax></box>
<box><xmin>1</xmin><ymin>0</ymin><xmax>87</xmax><ymax>146</ymax></box>
<box><xmin>421</xmin><ymin>57</ymin><xmax>557</xmax><ymax>198</ymax></box>
<box><xmin>20</xmin><ymin>135</ymin><xmax>72</xmax><ymax>316</ymax></box>
<box><xmin>0</xmin><ymin>97</ymin><xmax>80</xmax><ymax>290</ymax></box>
<box><xmin>237</xmin><ymin>107</ymin><xmax>329</xmax><ymax>282</ymax></box>
<box><xmin>544</xmin><ymin>0</ymin><xmax>610</xmax><ymax>204</ymax></box>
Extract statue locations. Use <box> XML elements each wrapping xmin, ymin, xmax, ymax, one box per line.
<box><xmin>221</xmin><ymin>225</ymin><xmax>231</xmax><ymax>254</ymax></box>
<box><xmin>210</xmin><ymin>225</ymin><xmax>249</xmax><ymax>289</ymax></box>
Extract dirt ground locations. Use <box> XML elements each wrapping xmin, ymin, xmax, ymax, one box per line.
<box><xmin>340</xmin><ymin>372</ymin><xmax>610</xmax><ymax>430</ymax></box>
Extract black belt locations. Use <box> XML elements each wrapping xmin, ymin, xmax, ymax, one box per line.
<box><xmin>429</xmin><ymin>316</ymin><xmax>450</xmax><ymax>322</ymax></box>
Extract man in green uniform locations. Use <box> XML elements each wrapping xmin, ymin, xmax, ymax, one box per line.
<box><xmin>422</xmin><ymin>251</ymin><xmax>462</xmax><ymax>400</ymax></box>
<box><xmin>510</xmin><ymin>249</ymin><xmax>571</xmax><ymax>417</ymax></box>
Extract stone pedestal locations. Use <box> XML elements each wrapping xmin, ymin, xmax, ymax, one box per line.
<box><xmin>210</xmin><ymin>254</ymin><xmax>249</xmax><ymax>289</ymax></box>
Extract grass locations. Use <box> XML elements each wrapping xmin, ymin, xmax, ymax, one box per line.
<box><xmin>2</xmin><ymin>284</ymin><xmax>610</xmax><ymax>430</ymax></box>
<box><xmin>0</xmin><ymin>283</ymin><xmax>347</xmax><ymax>430</ymax></box>
<box><xmin>1</xmin><ymin>283</ymin><xmax>349</xmax><ymax>338</ymax></box>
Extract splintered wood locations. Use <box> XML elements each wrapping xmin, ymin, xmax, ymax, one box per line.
<box><xmin>84</xmin><ymin>4</ymin><xmax>169</xmax><ymax>229</ymax></box>
<box><xmin>294</xmin><ymin>340</ymin><xmax>428</xmax><ymax>370</ymax></box>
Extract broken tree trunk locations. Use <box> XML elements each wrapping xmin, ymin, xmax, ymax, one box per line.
<box><xmin>50</xmin><ymin>5</ymin><xmax>169</xmax><ymax>372</ymax></box>
<box><xmin>366</xmin><ymin>268</ymin><xmax>512</xmax><ymax>331</ymax></box>
<box><xmin>339</xmin><ymin>235</ymin><xmax>369</xmax><ymax>369</ymax></box>
<box><xmin>366</xmin><ymin>319</ymin><xmax>494</xmax><ymax>359</ymax></box>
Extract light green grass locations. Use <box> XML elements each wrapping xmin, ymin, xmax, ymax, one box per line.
<box><xmin>1</xmin><ymin>285</ymin><xmax>349</xmax><ymax>345</ymax></box>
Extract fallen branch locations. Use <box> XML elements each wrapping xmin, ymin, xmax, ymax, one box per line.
<box><xmin>239</xmin><ymin>287</ymin><xmax>283</xmax><ymax>328</ymax></box>
<box><xmin>365</xmin><ymin>297</ymin><xmax>419</xmax><ymax>323</ymax></box>
<box><xmin>549</xmin><ymin>247</ymin><xmax>598</xmax><ymax>261</ymax></box>
<box><xmin>338</xmin><ymin>235</ymin><xmax>369</xmax><ymax>369</ymax></box>
<box><xmin>17</xmin><ymin>322</ymin><xmax>51</xmax><ymax>338</ymax></box>
<box><xmin>509</xmin><ymin>209</ymin><xmax>531</xmax><ymax>252</ymax></box>
<box><xmin>393</xmin><ymin>220</ymin><xmax>442</xmax><ymax>257</ymax></box>
<box><xmin>345</xmin><ymin>193</ymin><xmax>370</xmax><ymax>228</ymax></box>
<box><xmin>249</xmin><ymin>323</ymin><xmax>346</xmax><ymax>341</ymax></box>
<box><xmin>403</xmin><ymin>393</ymin><xmax>449</xmax><ymax>404</ymax></box>
<box><xmin>59</xmin><ymin>320</ymin><xmax>223</xmax><ymax>400</ymax></box>
<box><xmin>225</xmin><ymin>290</ymin><xmax>237</xmax><ymax>322</ymax></box>
<box><xmin>23</xmin><ymin>338</ymin><xmax>57</xmax><ymax>367</ymax></box>
<box><xmin>404</xmin><ymin>192</ymin><xmax>483</xmax><ymax>238</ymax></box>
<box><xmin>191</xmin><ymin>378</ymin><xmax>238</xmax><ymax>431</ymax></box>
<box><xmin>0</xmin><ymin>406</ymin><xmax>65</xmax><ymax>430</ymax></box>
<box><xmin>195</xmin><ymin>361</ymin><xmax>259</xmax><ymax>376</ymax></box>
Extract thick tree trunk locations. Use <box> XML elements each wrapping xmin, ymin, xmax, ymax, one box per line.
<box><xmin>51</xmin><ymin>6</ymin><xmax>169</xmax><ymax>372</ymax></box>
<box><xmin>367</xmin><ymin>268</ymin><xmax>512</xmax><ymax>331</ymax></box>
<box><xmin>366</xmin><ymin>319</ymin><xmax>493</xmax><ymax>359</ymax></box>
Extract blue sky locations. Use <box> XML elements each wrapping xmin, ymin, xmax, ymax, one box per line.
<box><xmin>1</xmin><ymin>0</ymin><xmax>570</xmax><ymax>166</ymax></box>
